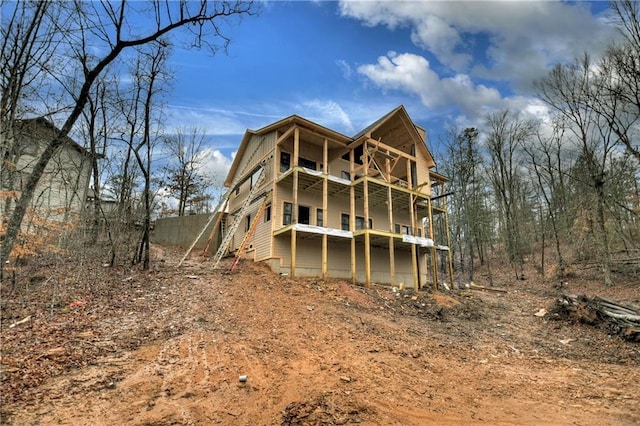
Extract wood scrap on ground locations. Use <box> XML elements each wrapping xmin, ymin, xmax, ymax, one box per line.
<box><xmin>469</xmin><ymin>283</ymin><xmax>508</xmax><ymax>293</ymax></box>
<box><xmin>551</xmin><ymin>294</ymin><xmax>640</xmax><ymax>342</ymax></box>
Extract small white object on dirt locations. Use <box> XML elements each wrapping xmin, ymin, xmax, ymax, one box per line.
<box><xmin>239</xmin><ymin>375</ymin><xmax>248</xmax><ymax>382</ymax></box>
<box><xmin>534</xmin><ymin>308</ymin><xmax>547</xmax><ymax>317</ymax></box>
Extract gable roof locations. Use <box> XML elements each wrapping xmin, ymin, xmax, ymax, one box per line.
<box><xmin>15</xmin><ymin>117</ymin><xmax>91</xmax><ymax>156</ymax></box>
<box><xmin>224</xmin><ymin>115</ymin><xmax>351</xmax><ymax>187</ymax></box>
<box><xmin>352</xmin><ymin>105</ymin><xmax>435</xmax><ymax>168</ymax></box>
<box><xmin>224</xmin><ymin>106</ymin><xmax>436</xmax><ymax>187</ymax></box>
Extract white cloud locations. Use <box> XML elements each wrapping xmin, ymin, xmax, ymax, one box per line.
<box><xmin>336</xmin><ymin>59</ymin><xmax>353</xmax><ymax>79</ymax></box>
<box><xmin>294</xmin><ymin>99</ymin><xmax>355</xmax><ymax>134</ymax></box>
<box><xmin>340</xmin><ymin>0</ymin><xmax>618</xmax><ymax>89</ymax></box>
<box><xmin>166</xmin><ymin>104</ymin><xmax>282</xmax><ymax>136</ymax></box>
<box><xmin>198</xmin><ymin>147</ymin><xmax>234</xmax><ymax>189</ymax></box>
<box><xmin>358</xmin><ymin>52</ymin><xmax>508</xmax><ymax>119</ymax></box>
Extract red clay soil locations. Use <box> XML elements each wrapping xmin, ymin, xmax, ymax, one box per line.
<box><xmin>1</xmin><ymin>245</ymin><xmax>639</xmax><ymax>425</ymax></box>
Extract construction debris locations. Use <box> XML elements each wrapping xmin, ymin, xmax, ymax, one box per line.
<box><xmin>551</xmin><ymin>294</ymin><xmax>640</xmax><ymax>342</ymax></box>
<box><xmin>469</xmin><ymin>283</ymin><xmax>508</xmax><ymax>293</ymax></box>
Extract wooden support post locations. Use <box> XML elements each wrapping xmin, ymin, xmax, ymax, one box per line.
<box><xmin>411</xmin><ymin>244</ymin><xmax>419</xmax><ymax>291</ymax></box>
<box><xmin>291</xmin><ymin>228</ymin><xmax>297</xmax><ymax>278</ymax></box>
<box><xmin>442</xmin><ymin>186</ymin><xmax>455</xmax><ymax>286</ymax></box>
<box><xmin>322</xmin><ymin>138</ymin><xmax>328</xmax><ymax>280</ymax></box>
<box><xmin>409</xmin><ymin>191</ymin><xmax>418</xmax><ymax>290</ymax></box>
<box><xmin>427</xmin><ymin>198</ymin><xmax>438</xmax><ymax>291</ymax></box>
<box><xmin>290</xmin><ymin>127</ymin><xmax>300</xmax><ymax>279</ymax></box>
<box><xmin>363</xmin><ymin>177</ymin><xmax>371</xmax><ymax>287</ymax></box>
<box><xmin>387</xmin><ymin>171</ymin><xmax>396</xmax><ymax>286</ymax></box>
<box><xmin>292</xmin><ymin>127</ymin><xmax>300</xmax><ymax>224</ymax></box>
<box><xmin>350</xmin><ymin>148</ymin><xmax>356</xmax><ymax>285</ymax></box>
<box><xmin>271</xmin><ymin>157</ymin><xmax>278</xmax><ymax>260</ymax></box>
<box><xmin>201</xmin><ymin>199</ymin><xmax>228</xmax><ymax>256</ymax></box>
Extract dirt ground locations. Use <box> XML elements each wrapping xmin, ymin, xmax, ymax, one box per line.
<box><xmin>1</xmin><ymin>246</ymin><xmax>639</xmax><ymax>425</ymax></box>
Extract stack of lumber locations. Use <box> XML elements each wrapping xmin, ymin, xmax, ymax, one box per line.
<box><xmin>552</xmin><ymin>294</ymin><xmax>640</xmax><ymax>342</ymax></box>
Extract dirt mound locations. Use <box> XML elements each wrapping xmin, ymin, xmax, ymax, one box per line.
<box><xmin>2</xmin><ymin>246</ymin><xmax>639</xmax><ymax>425</ymax></box>
<box><xmin>281</xmin><ymin>392</ymin><xmax>372</xmax><ymax>425</ymax></box>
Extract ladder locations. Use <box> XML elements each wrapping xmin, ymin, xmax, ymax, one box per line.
<box><xmin>177</xmin><ymin>141</ymin><xmax>267</xmax><ymax>267</ymax></box>
<box><xmin>211</xmin><ymin>165</ymin><xmax>266</xmax><ymax>269</ymax></box>
<box><xmin>230</xmin><ymin>197</ymin><xmax>269</xmax><ymax>272</ymax></box>
<box><xmin>177</xmin><ymin>188</ymin><xmax>231</xmax><ymax>267</ymax></box>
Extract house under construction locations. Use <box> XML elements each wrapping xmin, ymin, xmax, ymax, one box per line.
<box><xmin>208</xmin><ymin>106</ymin><xmax>453</xmax><ymax>290</ymax></box>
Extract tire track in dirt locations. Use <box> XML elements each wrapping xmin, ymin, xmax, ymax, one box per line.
<box><xmin>5</xmin><ymin>252</ymin><xmax>640</xmax><ymax>425</ymax></box>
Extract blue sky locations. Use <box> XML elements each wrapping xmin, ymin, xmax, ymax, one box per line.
<box><xmin>163</xmin><ymin>1</ymin><xmax>618</xmax><ymax>187</ymax></box>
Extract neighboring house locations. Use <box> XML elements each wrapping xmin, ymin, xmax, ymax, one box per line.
<box><xmin>221</xmin><ymin>106</ymin><xmax>453</xmax><ymax>289</ymax></box>
<box><xmin>1</xmin><ymin>118</ymin><xmax>93</xmax><ymax>224</ymax></box>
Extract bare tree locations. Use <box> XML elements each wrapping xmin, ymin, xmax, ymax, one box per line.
<box><xmin>132</xmin><ymin>43</ymin><xmax>167</xmax><ymax>270</ymax></box>
<box><xmin>162</xmin><ymin>126</ymin><xmax>210</xmax><ymax>216</ymax></box>
<box><xmin>441</xmin><ymin>127</ymin><xmax>492</xmax><ymax>283</ymax></box>
<box><xmin>0</xmin><ymin>1</ymin><xmax>64</xmax><ymax>216</ymax></box>
<box><xmin>0</xmin><ymin>1</ymin><xmax>256</xmax><ymax>272</ymax></box>
<box><xmin>521</xmin><ymin>119</ymin><xmax>573</xmax><ymax>277</ymax></box>
<box><xmin>602</xmin><ymin>0</ymin><xmax>640</xmax><ymax>162</ymax></box>
<box><xmin>535</xmin><ymin>55</ymin><xmax>621</xmax><ymax>285</ymax></box>
<box><xmin>485</xmin><ymin>110</ymin><xmax>537</xmax><ymax>279</ymax></box>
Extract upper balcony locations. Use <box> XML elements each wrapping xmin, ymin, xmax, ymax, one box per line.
<box><xmin>275</xmin><ymin>125</ymin><xmax>431</xmax><ymax>199</ymax></box>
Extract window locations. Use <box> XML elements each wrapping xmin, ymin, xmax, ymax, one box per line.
<box><xmin>264</xmin><ymin>204</ymin><xmax>271</xmax><ymax>222</ymax></box>
<box><xmin>245</xmin><ymin>214</ymin><xmax>252</xmax><ymax>232</ymax></box>
<box><xmin>299</xmin><ymin>157</ymin><xmax>317</xmax><ymax>170</ymax></box>
<box><xmin>341</xmin><ymin>213</ymin><xmax>350</xmax><ymax>231</ymax></box>
<box><xmin>283</xmin><ymin>202</ymin><xmax>292</xmax><ymax>225</ymax></box>
<box><xmin>250</xmin><ymin>169</ymin><xmax>262</xmax><ymax>189</ymax></box>
<box><xmin>402</xmin><ymin>225</ymin><xmax>411</xmax><ymax>235</ymax></box>
<box><xmin>394</xmin><ymin>224</ymin><xmax>401</xmax><ymax>234</ymax></box>
<box><xmin>343</xmin><ymin>214</ymin><xmax>371</xmax><ymax>231</ymax></box>
<box><xmin>280</xmin><ymin>152</ymin><xmax>291</xmax><ymax>172</ymax></box>
<box><xmin>298</xmin><ymin>205</ymin><xmax>310</xmax><ymax>225</ymax></box>
<box><xmin>341</xmin><ymin>171</ymin><xmax>351</xmax><ymax>180</ymax></box>
<box><xmin>316</xmin><ymin>209</ymin><xmax>323</xmax><ymax>227</ymax></box>
<box><xmin>235</xmin><ymin>185</ymin><xmax>240</xmax><ymax>196</ymax></box>
<box><xmin>355</xmin><ymin>216</ymin><xmax>372</xmax><ymax>230</ymax></box>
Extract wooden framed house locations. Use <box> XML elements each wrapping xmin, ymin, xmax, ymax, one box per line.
<box><xmin>222</xmin><ymin>106</ymin><xmax>453</xmax><ymax>289</ymax></box>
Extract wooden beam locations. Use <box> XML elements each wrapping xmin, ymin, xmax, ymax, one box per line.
<box><xmin>411</xmin><ymin>244</ymin><xmax>419</xmax><ymax>291</ymax></box>
<box><xmin>365</xmin><ymin>137</ymin><xmax>416</xmax><ymax>161</ymax></box>
<box><xmin>408</xmin><ymin>189</ymin><xmax>419</xmax><ymax>290</ymax></box>
<box><xmin>427</xmin><ymin>198</ymin><xmax>438</xmax><ymax>291</ymax></box>
<box><xmin>322</xmin><ymin>138</ymin><xmax>328</xmax><ymax>280</ymax></box>
<box><xmin>292</xmin><ymin>127</ymin><xmax>299</xmax><ymax>223</ymax></box>
<box><xmin>387</xmin><ymin>174</ymin><xmax>396</xmax><ymax>286</ymax></box>
<box><xmin>290</xmin><ymin>127</ymin><xmax>300</xmax><ymax>280</ymax></box>
<box><xmin>276</xmin><ymin>125</ymin><xmax>296</xmax><ymax>145</ymax></box>
<box><xmin>350</xmin><ymin>148</ymin><xmax>356</xmax><ymax>285</ymax></box>
<box><xmin>364</xmin><ymin>178</ymin><xmax>371</xmax><ymax>287</ymax></box>
<box><xmin>443</xmin><ymin>184</ymin><xmax>455</xmax><ymax>286</ymax></box>
<box><xmin>291</xmin><ymin>228</ymin><xmax>297</xmax><ymax>278</ymax></box>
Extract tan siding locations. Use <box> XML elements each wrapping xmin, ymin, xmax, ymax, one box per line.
<box><xmin>328</xmin><ymin>158</ymin><xmax>350</xmax><ymax>178</ymax></box>
<box><xmin>227</xmin><ymin>131</ymin><xmax>276</xmax><ymax>217</ymax></box>
<box><xmin>13</xmin><ymin>139</ymin><xmax>90</xmax><ymax>222</ymax></box>
<box><xmin>275</xmin><ymin>237</ymin><xmax>421</xmax><ymax>284</ymax></box>
<box><xmin>254</xmin><ymin>201</ymin><xmax>272</xmax><ymax>261</ymax></box>
<box><xmin>415</xmin><ymin>148</ymin><xmax>432</xmax><ymax>197</ymax></box>
<box><xmin>234</xmin><ymin>132</ymin><xmax>276</xmax><ymax>184</ymax></box>
<box><xmin>229</xmin><ymin>197</ymin><xmax>266</xmax><ymax>254</ymax></box>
